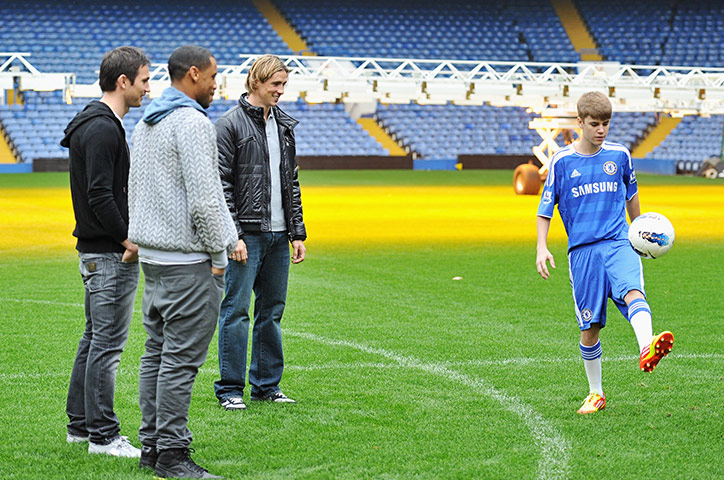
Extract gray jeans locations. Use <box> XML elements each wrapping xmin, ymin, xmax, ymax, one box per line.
<box><xmin>66</xmin><ymin>252</ymin><xmax>139</xmax><ymax>444</ymax></box>
<box><xmin>138</xmin><ymin>261</ymin><xmax>224</xmax><ymax>451</ymax></box>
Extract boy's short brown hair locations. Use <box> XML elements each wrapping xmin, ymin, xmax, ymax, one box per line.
<box><xmin>577</xmin><ymin>91</ymin><xmax>612</xmax><ymax>121</ymax></box>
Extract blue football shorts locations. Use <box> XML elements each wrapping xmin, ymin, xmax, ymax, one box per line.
<box><xmin>567</xmin><ymin>239</ymin><xmax>645</xmax><ymax>331</ymax></box>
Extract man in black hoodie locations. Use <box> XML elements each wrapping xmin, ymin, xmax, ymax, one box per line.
<box><xmin>61</xmin><ymin>46</ymin><xmax>150</xmax><ymax>458</ymax></box>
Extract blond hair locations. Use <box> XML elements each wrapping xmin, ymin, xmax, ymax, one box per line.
<box><xmin>577</xmin><ymin>91</ymin><xmax>612</xmax><ymax>121</ymax></box>
<box><xmin>245</xmin><ymin>54</ymin><xmax>289</xmax><ymax>93</ymax></box>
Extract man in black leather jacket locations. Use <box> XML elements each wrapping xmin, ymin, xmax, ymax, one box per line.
<box><xmin>214</xmin><ymin>54</ymin><xmax>307</xmax><ymax>410</ymax></box>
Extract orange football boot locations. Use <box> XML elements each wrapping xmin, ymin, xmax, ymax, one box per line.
<box><xmin>639</xmin><ymin>331</ymin><xmax>674</xmax><ymax>372</ymax></box>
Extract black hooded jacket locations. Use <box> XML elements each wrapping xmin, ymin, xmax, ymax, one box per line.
<box><xmin>61</xmin><ymin>100</ymin><xmax>129</xmax><ymax>253</ymax></box>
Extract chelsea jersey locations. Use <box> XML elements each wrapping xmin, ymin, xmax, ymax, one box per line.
<box><xmin>537</xmin><ymin>141</ymin><xmax>638</xmax><ymax>251</ymax></box>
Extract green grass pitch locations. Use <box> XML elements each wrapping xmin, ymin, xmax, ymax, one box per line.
<box><xmin>0</xmin><ymin>170</ymin><xmax>722</xmax><ymax>479</ymax></box>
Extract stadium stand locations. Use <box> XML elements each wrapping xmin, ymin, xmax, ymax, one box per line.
<box><xmin>0</xmin><ymin>91</ymin><xmax>387</xmax><ymax>163</ymax></box>
<box><xmin>0</xmin><ymin>0</ymin><xmax>721</xmax><ymax>172</ymax></box>
<box><xmin>513</xmin><ymin>0</ymin><xmax>580</xmax><ymax>63</ymax></box>
<box><xmin>608</xmin><ymin>112</ymin><xmax>658</xmax><ymax>152</ymax></box>
<box><xmin>126</xmin><ymin>98</ymin><xmax>388</xmax><ymax>156</ymax></box>
<box><xmin>375</xmin><ymin>104</ymin><xmax>655</xmax><ymax>160</ymax></box>
<box><xmin>0</xmin><ymin>91</ymin><xmax>80</xmax><ymax>163</ymax></box>
<box><xmin>375</xmin><ymin>104</ymin><xmax>537</xmax><ymax>158</ymax></box>
<box><xmin>646</xmin><ymin>115</ymin><xmax>724</xmax><ymax>173</ymax></box>
<box><xmin>576</xmin><ymin>0</ymin><xmax>674</xmax><ymax>66</ymax></box>
<box><xmin>275</xmin><ymin>0</ymin><xmax>577</xmax><ymax>62</ymax></box>
<box><xmin>0</xmin><ymin>0</ymin><xmax>291</xmax><ymax>84</ymax></box>
<box><xmin>578</xmin><ymin>0</ymin><xmax>724</xmax><ymax>68</ymax></box>
<box><xmin>665</xmin><ymin>0</ymin><xmax>724</xmax><ymax>67</ymax></box>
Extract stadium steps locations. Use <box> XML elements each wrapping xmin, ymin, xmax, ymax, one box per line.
<box><xmin>550</xmin><ymin>0</ymin><xmax>603</xmax><ymax>61</ymax></box>
<box><xmin>252</xmin><ymin>0</ymin><xmax>315</xmax><ymax>55</ymax></box>
<box><xmin>356</xmin><ymin>118</ymin><xmax>407</xmax><ymax>156</ymax></box>
<box><xmin>6</xmin><ymin>89</ymin><xmax>24</xmax><ymax>106</ymax></box>
<box><xmin>0</xmin><ymin>131</ymin><xmax>16</xmax><ymax>163</ymax></box>
<box><xmin>631</xmin><ymin>116</ymin><xmax>682</xmax><ymax>159</ymax></box>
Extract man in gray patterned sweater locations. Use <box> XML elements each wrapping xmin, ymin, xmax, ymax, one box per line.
<box><xmin>128</xmin><ymin>45</ymin><xmax>236</xmax><ymax>480</ymax></box>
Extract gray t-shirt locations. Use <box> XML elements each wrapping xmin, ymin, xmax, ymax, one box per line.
<box><xmin>266</xmin><ymin>109</ymin><xmax>286</xmax><ymax>232</ymax></box>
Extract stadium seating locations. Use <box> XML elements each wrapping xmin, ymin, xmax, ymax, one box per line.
<box><xmin>576</xmin><ymin>0</ymin><xmax>674</xmax><ymax>66</ymax></box>
<box><xmin>577</xmin><ymin>0</ymin><xmax>724</xmax><ymax>67</ymax></box>
<box><xmin>374</xmin><ymin>104</ymin><xmax>654</xmax><ymax>160</ymax></box>
<box><xmin>0</xmin><ymin>91</ymin><xmax>81</xmax><ymax>162</ymax></box>
<box><xmin>0</xmin><ymin>0</ymin><xmax>291</xmax><ymax>84</ymax></box>
<box><xmin>375</xmin><ymin>103</ymin><xmax>537</xmax><ymax>158</ymax></box>
<box><xmin>646</xmin><ymin>115</ymin><xmax>724</xmax><ymax>173</ymax></box>
<box><xmin>0</xmin><ymin>0</ymin><xmax>721</xmax><ymax>169</ymax></box>
<box><xmin>1</xmin><ymin>90</ymin><xmax>655</xmax><ymax>164</ymax></box>
<box><xmin>276</xmin><ymin>0</ymin><xmax>577</xmax><ymax>63</ymax></box>
<box><xmin>0</xmin><ymin>91</ymin><xmax>387</xmax><ymax>162</ymax></box>
<box><xmin>284</xmin><ymin>101</ymin><xmax>387</xmax><ymax>156</ymax></box>
<box><xmin>608</xmin><ymin>112</ymin><xmax>657</xmax><ymax>151</ymax></box>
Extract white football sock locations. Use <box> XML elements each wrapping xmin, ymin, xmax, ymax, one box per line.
<box><xmin>628</xmin><ymin>299</ymin><xmax>653</xmax><ymax>352</ymax></box>
<box><xmin>580</xmin><ymin>341</ymin><xmax>603</xmax><ymax>395</ymax></box>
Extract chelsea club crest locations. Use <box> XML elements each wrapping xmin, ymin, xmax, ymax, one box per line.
<box><xmin>603</xmin><ymin>161</ymin><xmax>617</xmax><ymax>175</ymax></box>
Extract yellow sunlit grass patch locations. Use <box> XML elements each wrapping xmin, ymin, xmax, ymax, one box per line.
<box><xmin>0</xmin><ymin>187</ymin><xmax>75</xmax><ymax>256</ymax></box>
<box><xmin>303</xmin><ymin>183</ymin><xmax>724</xmax><ymax>246</ymax></box>
<box><xmin>2</xmin><ymin>183</ymin><xmax>723</xmax><ymax>255</ymax></box>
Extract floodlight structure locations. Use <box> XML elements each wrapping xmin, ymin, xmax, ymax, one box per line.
<box><xmin>0</xmin><ymin>53</ymin><xmax>74</xmax><ymax>103</ymax></box>
<box><xmin>30</xmin><ymin>52</ymin><xmax>724</xmax><ymax>191</ymax></box>
<box><xmin>65</xmin><ymin>53</ymin><xmax>724</xmax><ymax>112</ymax></box>
<box><xmin>110</xmin><ymin>55</ymin><xmax>724</xmax><ymax>193</ymax></box>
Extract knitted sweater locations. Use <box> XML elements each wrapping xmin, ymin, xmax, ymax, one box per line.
<box><xmin>128</xmin><ymin>107</ymin><xmax>237</xmax><ymax>261</ymax></box>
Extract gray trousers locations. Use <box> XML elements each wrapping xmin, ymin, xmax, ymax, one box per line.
<box><xmin>138</xmin><ymin>261</ymin><xmax>224</xmax><ymax>451</ymax></box>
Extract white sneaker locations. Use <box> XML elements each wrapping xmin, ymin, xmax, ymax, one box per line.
<box><xmin>88</xmin><ymin>435</ymin><xmax>141</xmax><ymax>458</ymax></box>
<box><xmin>220</xmin><ymin>396</ymin><xmax>246</xmax><ymax>411</ymax></box>
<box><xmin>66</xmin><ymin>433</ymin><xmax>89</xmax><ymax>443</ymax></box>
<box><xmin>250</xmin><ymin>390</ymin><xmax>296</xmax><ymax>403</ymax></box>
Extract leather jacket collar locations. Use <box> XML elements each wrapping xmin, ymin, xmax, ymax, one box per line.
<box><xmin>238</xmin><ymin>93</ymin><xmax>299</xmax><ymax>130</ymax></box>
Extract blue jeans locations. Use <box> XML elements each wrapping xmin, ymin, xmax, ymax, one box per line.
<box><xmin>66</xmin><ymin>252</ymin><xmax>139</xmax><ymax>444</ymax></box>
<box><xmin>214</xmin><ymin>232</ymin><xmax>290</xmax><ymax>400</ymax></box>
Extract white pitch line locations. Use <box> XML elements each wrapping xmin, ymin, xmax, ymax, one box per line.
<box><xmin>4</xmin><ymin>296</ymin><xmax>719</xmax><ymax>479</ymax></box>
<box><xmin>4</xmin><ymin>350</ymin><xmax>717</xmax><ymax>382</ymax></box>
<box><xmin>3</xmin><ymin>297</ymin><xmax>715</xmax><ymax>362</ymax></box>
<box><xmin>287</xmin><ymin>330</ymin><xmax>571</xmax><ymax>480</ymax></box>
<box><xmin>1</xmin><ymin>298</ymin><xmax>84</xmax><ymax>308</ymax></box>
<box><xmin>440</xmin><ymin>352</ymin><xmax>724</xmax><ymax>367</ymax></box>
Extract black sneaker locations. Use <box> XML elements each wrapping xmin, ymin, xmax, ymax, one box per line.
<box><xmin>250</xmin><ymin>390</ymin><xmax>296</xmax><ymax>403</ymax></box>
<box><xmin>139</xmin><ymin>445</ymin><xmax>158</xmax><ymax>470</ymax></box>
<box><xmin>154</xmin><ymin>448</ymin><xmax>223</xmax><ymax>479</ymax></box>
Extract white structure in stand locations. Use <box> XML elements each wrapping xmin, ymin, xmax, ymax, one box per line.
<box><xmin>7</xmin><ymin>52</ymin><xmax>724</xmax><ymax>172</ymax></box>
<box><xmin>0</xmin><ymin>53</ymin><xmax>74</xmax><ymax>103</ymax></box>
<box><xmin>100</xmin><ymin>54</ymin><xmax>724</xmax><ymax>115</ymax></box>
<box><xmin>217</xmin><ymin>55</ymin><xmax>724</xmax><ymax>173</ymax></box>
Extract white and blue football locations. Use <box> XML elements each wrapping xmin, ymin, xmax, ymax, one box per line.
<box><xmin>628</xmin><ymin>212</ymin><xmax>675</xmax><ymax>259</ymax></box>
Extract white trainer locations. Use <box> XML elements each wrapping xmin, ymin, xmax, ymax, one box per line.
<box><xmin>250</xmin><ymin>390</ymin><xmax>296</xmax><ymax>403</ymax></box>
<box><xmin>88</xmin><ymin>435</ymin><xmax>141</xmax><ymax>458</ymax></box>
<box><xmin>66</xmin><ymin>433</ymin><xmax>89</xmax><ymax>443</ymax></box>
<box><xmin>220</xmin><ymin>396</ymin><xmax>246</xmax><ymax>411</ymax></box>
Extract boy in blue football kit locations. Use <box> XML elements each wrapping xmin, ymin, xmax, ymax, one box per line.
<box><xmin>535</xmin><ymin>92</ymin><xmax>674</xmax><ymax>415</ymax></box>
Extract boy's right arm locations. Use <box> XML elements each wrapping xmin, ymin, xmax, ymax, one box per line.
<box><xmin>536</xmin><ymin>215</ymin><xmax>555</xmax><ymax>279</ymax></box>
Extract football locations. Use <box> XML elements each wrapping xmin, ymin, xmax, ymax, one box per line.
<box><xmin>628</xmin><ymin>212</ymin><xmax>675</xmax><ymax>259</ymax></box>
